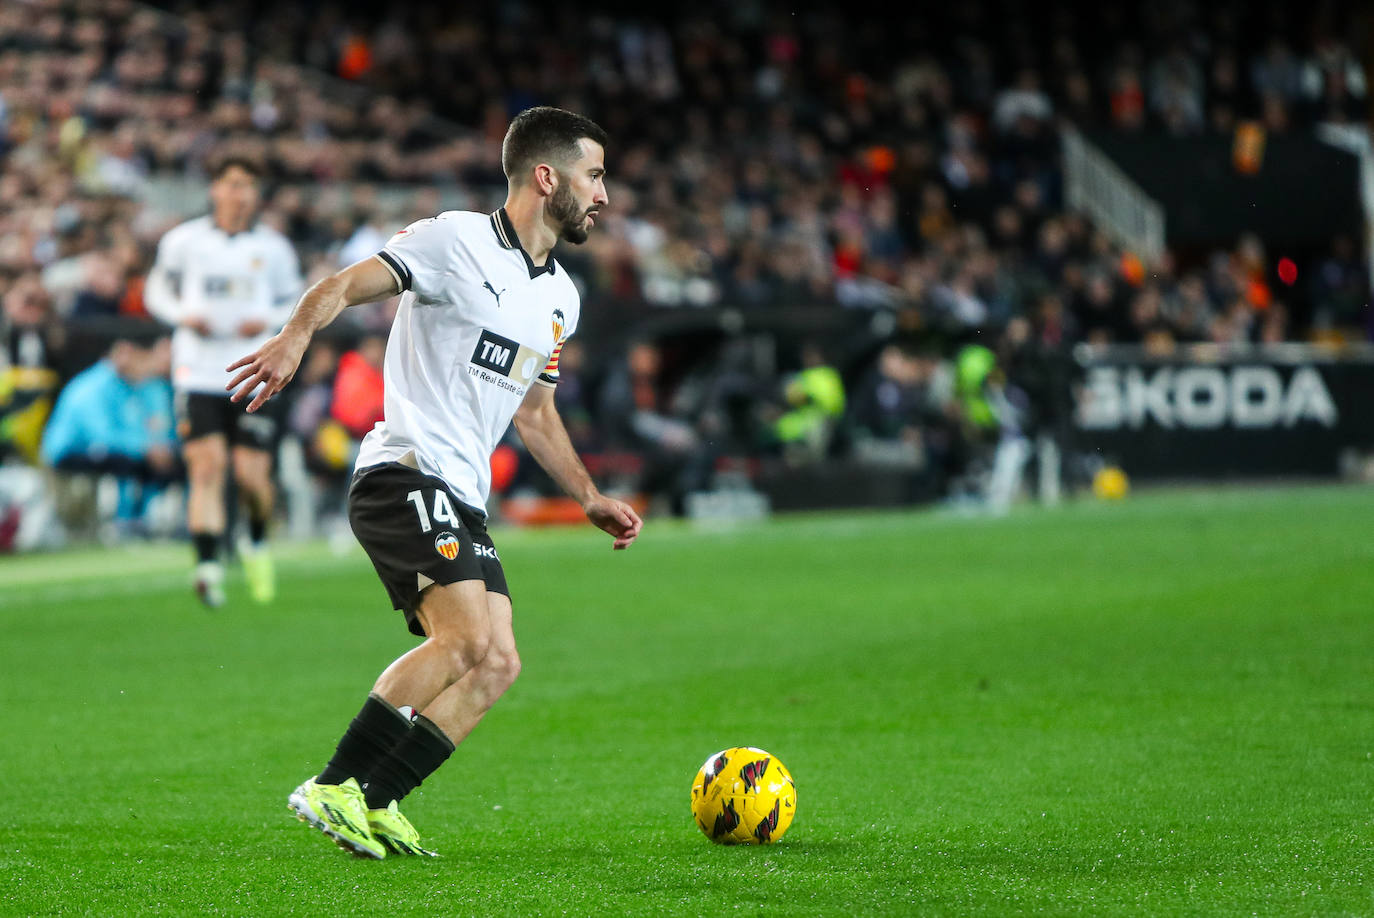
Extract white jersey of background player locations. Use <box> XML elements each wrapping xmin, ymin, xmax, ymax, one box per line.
<box><xmin>146</xmin><ymin>203</ymin><xmax>301</xmax><ymax>395</ymax></box>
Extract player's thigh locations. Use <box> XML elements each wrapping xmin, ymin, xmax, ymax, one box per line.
<box><xmin>413</xmin><ymin>578</ymin><xmax>493</xmax><ymax>648</ymax></box>
<box><xmin>230</xmin><ymin>443</ymin><xmax>272</xmax><ymax>488</ymax></box>
<box><xmin>349</xmin><ymin>463</ymin><xmax>499</xmax><ymax>634</ymax></box>
<box><xmin>181</xmin><ymin>433</ymin><xmax>228</xmax><ymax>481</ymax></box>
<box><xmin>484</xmin><ymin>591</ymin><xmax>517</xmax><ymax>658</ymax></box>
<box><xmin>228</xmin><ymin>397</ymin><xmax>281</xmax><ymax>455</ymax></box>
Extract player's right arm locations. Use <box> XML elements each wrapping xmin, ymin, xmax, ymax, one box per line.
<box><xmin>225</xmin><ymin>256</ymin><xmax>398</xmax><ymax>412</ymax></box>
<box><xmin>144</xmin><ymin>225</ymin><xmax>212</xmax><ymax>336</ymax></box>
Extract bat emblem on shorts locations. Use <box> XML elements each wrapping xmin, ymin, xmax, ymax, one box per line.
<box><xmin>434</xmin><ymin>532</ymin><xmax>461</xmax><ymax>560</ymax></box>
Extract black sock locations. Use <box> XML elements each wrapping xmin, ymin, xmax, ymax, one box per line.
<box><xmin>363</xmin><ymin>715</ymin><xmax>455</xmax><ymax>809</ymax></box>
<box><xmin>192</xmin><ymin>532</ymin><xmax>219</xmax><ymax>564</ymax></box>
<box><xmin>317</xmin><ymin>694</ymin><xmax>413</xmax><ymax>787</ymax></box>
<box><xmin>248</xmin><ymin>515</ymin><xmax>268</xmax><ymax>545</ymax></box>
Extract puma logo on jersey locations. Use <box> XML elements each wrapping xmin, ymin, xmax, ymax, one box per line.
<box><xmin>483</xmin><ymin>281</ymin><xmax>507</xmax><ymax>307</ymax></box>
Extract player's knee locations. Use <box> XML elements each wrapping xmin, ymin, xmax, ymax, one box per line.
<box><xmin>483</xmin><ymin>649</ymin><xmax>521</xmax><ymax>691</ymax></box>
<box><xmin>186</xmin><ymin>451</ymin><xmax>225</xmax><ymax>486</ymax></box>
<box><xmin>434</xmin><ymin>627</ymin><xmax>491</xmax><ymax>676</ymax></box>
<box><xmin>234</xmin><ymin>469</ymin><xmax>272</xmax><ymax>500</ymax></box>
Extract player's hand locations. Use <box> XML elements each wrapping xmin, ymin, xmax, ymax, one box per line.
<box><xmin>182</xmin><ymin>316</ymin><xmax>213</xmax><ymax>336</ymax></box>
<box><xmin>237</xmin><ymin>319</ymin><xmax>267</xmax><ymax>337</ymax></box>
<box><xmin>225</xmin><ymin>330</ymin><xmax>309</xmax><ymax>413</ymax></box>
<box><xmin>583</xmin><ymin>494</ymin><xmax>643</xmax><ymax>550</ymax></box>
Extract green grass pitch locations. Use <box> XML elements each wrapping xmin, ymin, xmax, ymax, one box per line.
<box><xmin>2</xmin><ymin>484</ymin><xmax>1372</xmax><ymax>916</ymax></box>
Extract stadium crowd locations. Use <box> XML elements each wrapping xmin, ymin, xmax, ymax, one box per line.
<box><xmin>0</xmin><ymin>0</ymin><xmax>1369</xmax><ymax>544</ymax></box>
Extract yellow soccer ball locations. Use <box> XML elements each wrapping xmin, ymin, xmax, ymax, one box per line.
<box><xmin>690</xmin><ymin>747</ymin><xmax>796</xmax><ymax>844</ymax></box>
<box><xmin>1093</xmin><ymin>465</ymin><xmax>1130</xmax><ymax>500</ymax></box>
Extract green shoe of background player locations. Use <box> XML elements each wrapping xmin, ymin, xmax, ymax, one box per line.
<box><xmin>241</xmin><ymin>544</ymin><xmax>275</xmax><ymax>604</ymax></box>
<box><xmin>368</xmin><ymin>800</ymin><xmax>438</xmax><ymax>857</ymax></box>
<box><xmin>287</xmin><ymin>777</ymin><xmax>385</xmax><ymax>860</ymax></box>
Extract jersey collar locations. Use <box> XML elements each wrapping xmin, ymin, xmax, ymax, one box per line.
<box><xmin>210</xmin><ymin>215</ymin><xmax>258</xmax><ymax>238</ymax></box>
<box><xmin>490</xmin><ymin>208</ymin><xmax>556</xmax><ymax>279</ymax></box>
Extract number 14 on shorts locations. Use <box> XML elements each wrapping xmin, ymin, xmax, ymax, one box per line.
<box><xmin>406</xmin><ymin>489</ymin><xmax>460</xmax><ymax>532</ymax></box>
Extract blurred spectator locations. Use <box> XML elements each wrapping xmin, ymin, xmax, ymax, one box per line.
<box><xmin>771</xmin><ymin>342</ymin><xmax>846</xmax><ymax>463</ymax></box>
<box><xmin>282</xmin><ymin>339</ymin><xmax>353</xmax><ymax>522</ymax></box>
<box><xmin>331</xmin><ymin>335</ymin><xmax>386</xmax><ymax>440</ymax></box>
<box><xmin>551</xmin><ymin>339</ymin><xmax>599</xmax><ymax>452</ymax></box>
<box><xmin>993</xmin><ymin>69</ymin><xmax>1055</xmax><ymax>135</ymax></box>
<box><xmin>70</xmin><ymin>251</ymin><xmax>126</xmax><ymax>317</ymax></box>
<box><xmin>1298</xmin><ymin>36</ymin><xmax>1367</xmax><ymax>124</ymax></box>
<box><xmin>1109</xmin><ymin>65</ymin><xmax>1148</xmax><ymax>131</ymax></box>
<box><xmin>286</xmin><ymin>342</ymin><xmax>341</xmax><ymax>464</ymax></box>
<box><xmin>848</xmin><ymin>341</ymin><xmax>960</xmax><ymax>498</ymax></box>
<box><xmin>1</xmin><ymin>274</ymin><xmax>64</xmax><ymax>465</ymax></box>
<box><xmin>337</xmin><ymin>207</ymin><xmax>390</xmax><ymax>268</ymax></box>
<box><xmin>952</xmin><ymin>339</ymin><xmax>1034</xmax><ymax>513</ymax></box>
<box><xmin>952</xmin><ymin>342</ymin><xmax>1005</xmax><ymax>461</ymax></box>
<box><xmin>598</xmin><ymin>339</ymin><xmax>711</xmax><ymax>512</ymax></box>
<box><xmin>1147</xmin><ymin>40</ymin><xmax>1205</xmax><ymax>135</ymax></box>
<box><xmin>1310</xmin><ymin>235</ymin><xmax>1368</xmax><ymax>336</ymax></box>
<box><xmin>853</xmin><ymin>345</ymin><xmax>934</xmax><ymax>444</ymax></box>
<box><xmin>41</xmin><ymin>333</ymin><xmax>176</xmax><ymax>535</ymax></box>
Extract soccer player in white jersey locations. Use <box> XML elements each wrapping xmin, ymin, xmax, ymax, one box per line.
<box><xmin>226</xmin><ymin>107</ymin><xmax>641</xmax><ymax>859</ymax></box>
<box><xmin>145</xmin><ymin>157</ymin><xmax>302</xmax><ymax>607</ymax></box>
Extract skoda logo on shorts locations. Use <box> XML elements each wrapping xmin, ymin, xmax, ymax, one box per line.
<box><xmin>434</xmin><ymin>532</ymin><xmax>461</xmax><ymax>561</ymax></box>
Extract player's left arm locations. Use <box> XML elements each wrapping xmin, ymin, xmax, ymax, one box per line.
<box><xmin>513</xmin><ymin>383</ymin><xmax>642</xmax><ymax>550</ymax></box>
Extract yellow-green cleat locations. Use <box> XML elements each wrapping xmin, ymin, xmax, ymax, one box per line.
<box><xmin>287</xmin><ymin>777</ymin><xmax>385</xmax><ymax>859</ymax></box>
<box><xmin>367</xmin><ymin>800</ymin><xmax>439</xmax><ymax>857</ymax></box>
<box><xmin>241</xmin><ymin>544</ymin><xmax>276</xmax><ymax>604</ymax></box>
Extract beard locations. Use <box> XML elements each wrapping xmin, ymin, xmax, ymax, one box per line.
<box><xmin>550</xmin><ymin>181</ymin><xmax>591</xmax><ymax>245</ymax></box>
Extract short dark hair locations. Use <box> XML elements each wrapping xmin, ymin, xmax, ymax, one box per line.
<box><xmin>210</xmin><ymin>155</ymin><xmax>263</xmax><ymax>182</ymax></box>
<box><xmin>501</xmin><ymin>107</ymin><xmax>608</xmax><ymax>184</ymax></box>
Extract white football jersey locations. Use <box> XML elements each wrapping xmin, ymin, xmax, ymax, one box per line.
<box><xmin>356</xmin><ymin>208</ymin><xmax>580</xmax><ymax>515</ymax></box>
<box><xmin>145</xmin><ymin>216</ymin><xmax>303</xmax><ymax>394</ymax></box>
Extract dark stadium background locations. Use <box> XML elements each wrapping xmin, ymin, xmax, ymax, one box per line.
<box><xmin>4</xmin><ymin>6</ymin><xmax>1374</xmax><ymax>916</ymax></box>
<box><xmin>0</xmin><ymin>0</ymin><xmax>1371</xmax><ymax>546</ymax></box>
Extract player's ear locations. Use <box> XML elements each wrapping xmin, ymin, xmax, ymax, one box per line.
<box><xmin>532</xmin><ymin>162</ymin><xmax>557</xmax><ymax>197</ymax></box>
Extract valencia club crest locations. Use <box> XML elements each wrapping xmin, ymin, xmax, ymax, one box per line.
<box><xmin>434</xmin><ymin>532</ymin><xmax>461</xmax><ymax>560</ymax></box>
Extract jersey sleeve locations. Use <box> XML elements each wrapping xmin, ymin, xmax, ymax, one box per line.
<box><xmin>535</xmin><ymin>337</ymin><xmax>569</xmax><ymax>387</ymax></box>
<box><xmin>535</xmin><ymin>300</ymin><xmax>579</xmax><ymax>387</ymax></box>
<box><xmin>375</xmin><ymin>214</ymin><xmax>454</xmax><ymax>302</ymax></box>
<box><xmin>143</xmin><ymin>224</ymin><xmax>190</xmax><ymax>324</ymax></box>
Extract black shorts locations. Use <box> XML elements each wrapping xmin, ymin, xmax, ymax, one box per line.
<box><xmin>175</xmin><ymin>391</ymin><xmax>280</xmax><ymax>452</ymax></box>
<box><xmin>347</xmin><ymin>462</ymin><xmax>509</xmax><ymax>636</ymax></box>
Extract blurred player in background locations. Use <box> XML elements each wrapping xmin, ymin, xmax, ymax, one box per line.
<box><xmin>227</xmin><ymin>107</ymin><xmax>641</xmax><ymax>860</ymax></box>
<box><xmin>145</xmin><ymin>157</ymin><xmax>303</xmax><ymax>607</ymax></box>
